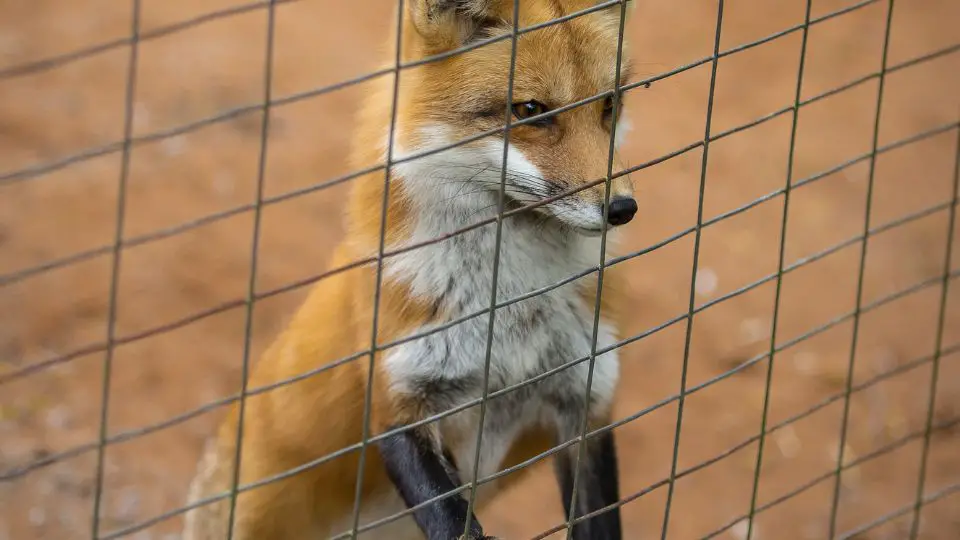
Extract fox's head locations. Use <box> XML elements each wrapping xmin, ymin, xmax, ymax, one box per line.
<box><xmin>383</xmin><ymin>0</ymin><xmax>637</xmax><ymax>236</ymax></box>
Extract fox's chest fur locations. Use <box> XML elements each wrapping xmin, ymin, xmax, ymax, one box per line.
<box><xmin>381</xmin><ymin>185</ymin><xmax>621</xmax><ymax>482</ymax></box>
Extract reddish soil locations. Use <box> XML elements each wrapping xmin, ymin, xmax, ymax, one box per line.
<box><xmin>1</xmin><ymin>1</ymin><xmax>958</xmax><ymax>539</ymax></box>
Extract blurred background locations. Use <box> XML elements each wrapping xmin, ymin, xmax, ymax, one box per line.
<box><xmin>1</xmin><ymin>0</ymin><xmax>959</xmax><ymax>538</ymax></box>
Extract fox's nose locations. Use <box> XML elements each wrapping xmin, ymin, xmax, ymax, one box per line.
<box><xmin>605</xmin><ymin>197</ymin><xmax>638</xmax><ymax>226</ymax></box>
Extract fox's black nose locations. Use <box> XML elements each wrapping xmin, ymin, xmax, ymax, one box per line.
<box><xmin>606</xmin><ymin>197</ymin><xmax>638</xmax><ymax>226</ymax></box>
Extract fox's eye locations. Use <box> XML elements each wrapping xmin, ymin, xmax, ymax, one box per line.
<box><xmin>603</xmin><ymin>93</ymin><xmax>624</xmax><ymax>128</ymax></box>
<box><xmin>511</xmin><ymin>101</ymin><xmax>552</xmax><ymax>125</ymax></box>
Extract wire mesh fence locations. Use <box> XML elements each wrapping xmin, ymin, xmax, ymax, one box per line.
<box><xmin>0</xmin><ymin>0</ymin><xmax>958</xmax><ymax>539</ymax></box>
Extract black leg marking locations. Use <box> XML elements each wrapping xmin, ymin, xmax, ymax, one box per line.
<box><xmin>378</xmin><ymin>426</ymin><xmax>487</xmax><ymax>540</ymax></box>
<box><xmin>555</xmin><ymin>430</ymin><xmax>622</xmax><ymax>540</ymax></box>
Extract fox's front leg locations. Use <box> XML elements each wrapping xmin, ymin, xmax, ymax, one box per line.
<box><xmin>554</xmin><ymin>426</ymin><xmax>622</xmax><ymax>540</ymax></box>
<box><xmin>378</xmin><ymin>425</ymin><xmax>497</xmax><ymax>540</ymax></box>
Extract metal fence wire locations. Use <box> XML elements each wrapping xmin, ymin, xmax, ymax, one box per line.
<box><xmin>0</xmin><ymin>0</ymin><xmax>958</xmax><ymax>539</ymax></box>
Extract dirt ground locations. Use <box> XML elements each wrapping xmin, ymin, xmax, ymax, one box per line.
<box><xmin>1</xmin><ymin>0</ymin><xmax>959</xmax><ymax>539</ymax></box>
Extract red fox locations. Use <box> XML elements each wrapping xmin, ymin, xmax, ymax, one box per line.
<box><xmin>183</xmin><ymin>1</ymin><xmax>637</xmax><ymax>538</ymax></box>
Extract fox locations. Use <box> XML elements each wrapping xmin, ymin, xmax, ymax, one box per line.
<box><xmin>182</xmin><ymin>1</ymin><xmax>638</xmax><ymax>539</ymax></box>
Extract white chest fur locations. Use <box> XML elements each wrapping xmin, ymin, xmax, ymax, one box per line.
<box><xmin>381</xmin><ymin>189</ymin><xmax>621</xmax><ymax>482</ymax></box>
<box><xmin>372</xmin><ymin>126</ymin><xmax>624</xmax><ymax>485</ymax></box>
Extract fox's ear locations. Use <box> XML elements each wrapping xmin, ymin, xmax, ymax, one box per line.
<box><xmin>408</xmin><ymin>0</ymin><xmax>500</xmax><ymax>50</ymax></box>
